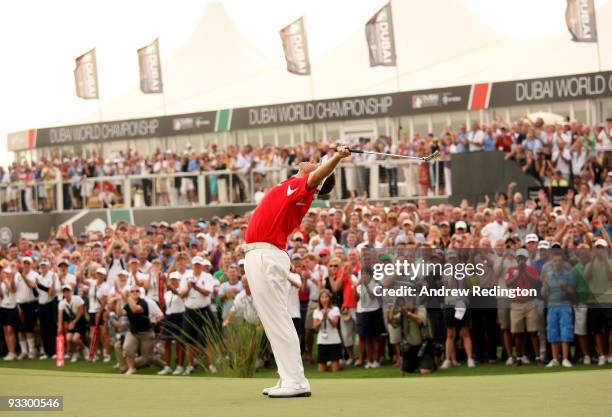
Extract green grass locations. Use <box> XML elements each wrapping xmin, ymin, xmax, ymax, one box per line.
<box><xmin>0</xmin><ymin>367</ymin><xmax>610</xmax><ymax>417</ymax></box>
<box><xmin>0</xmin><ymin>355</ymin><xmax>611</xmax><ymax>378</ymax></box>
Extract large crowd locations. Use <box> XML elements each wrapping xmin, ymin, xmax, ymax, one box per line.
<box><xmin>1</xmin><ymin>181</ymin><xmax>612</xmax><ymax>375</ymax></box>
<box><xmin>1</xmin><ymin>117</ymin><xmax>611</xmax><ymax>212</ymax></box>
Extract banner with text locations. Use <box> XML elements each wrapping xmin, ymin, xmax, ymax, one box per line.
<box><xmin>280</xmin><ymin>17</ymin><xmax>311</xmax><ymax>75</ymax></box>
<box><xmin>74</xmin><ymin>48</ymin><xmax>99</xmax><ymax>100</ymax></box>
<box><xmin>138</xmin><ymin>38</ymin><xmax>163</xmax><ymax>94</ymax></box>
<box><xmin>565</xmin><ymin>0</ymin><xmax>598</xmax><ymax>42</ymax></box>
<box><xmin>365</xmin><ymin>3</ymin><xmax>396</xmax><ymax>67</ymax></box>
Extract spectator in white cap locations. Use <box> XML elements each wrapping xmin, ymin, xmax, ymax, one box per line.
<box><xmin>158</xmin><ymin>273</ymin><xmax>186</xmax><ymax>376</ymax></box>
<box><xmin>57</xmin><ymin>259</ymin><xmax>76</xmax><ymax>301</ymax></box>
<box><xmin>127</xmin><ymin>258</ymin><xmax>153</xmax><ymax>301</ymax></box>
<box><xmin>84</xmin><ymin>267</ymin><xmax>111</xmax><ymax>363</ymax></box>
<box><xmin>1</xmin><ymin>266</ymin><xmax>19</xmax><ymax>361</ymax></box>
<box><xmin>57</xmin><ymin>285</ymin><xmax>86</xmax><ymax>363</ymax></box>
<box><xmin>525</xmin><ymin>233</ymin><xmax>539</xmax><ymax>250</ymax></box>
<box><xmin>36</xmin><ymin>259</ymin><xmax>59</xmax><ymax>359</ymax></box>
<box><xmin>15</xmin><ymin>256</ymin><xmax>39</xmax><ymax>360</ymax></box>
<box><xmin>179</xmin><ymin>255</ymin><xmax>219</xmax><ymax>375</ymax></box>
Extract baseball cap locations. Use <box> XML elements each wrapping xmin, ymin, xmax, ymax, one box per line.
<box><xmin>455</xmin><ymin>221</ymin><xmax>467</xmax><ymax>230</ymax></box>
<box><xmin>237</xmin><ymin>259</ymin><xmax>245</xmax><ymax>267</ymax></box>
<box><xmin>525</xmin><ymin>234</ymin><xmax>539</xmax><ymax>244</ymax></box>
<box><xmin>319</xmin><ymin>248</ymin><xmax>331</xmax><ymax>256</ymax></box>
<box><xmin>128</xmin><ymin>258</ymin><xmax>139</xmax><ymax>264</ymax></box>
<box><xmin>550</xmin><ymin>242</ymin><xmax>562</xmax><ymax>249</ymax></box>
<box><xmin>292</xmin><ymin>232</ymin><xmax>304</xmax><ymax>241</ymax></box>
<box><xmin>537</xmin><ymin>241</ymin><xmax>550</xmax><ymax>249</ymax></box>
<box><xmin>160</xmin><ymin>221</ymin><xmax>169</xmax><ymax>228</ymax></box>
<box><xmin>96</xmin><ymin>267</ymin><xmax>107</xmax><ymax>275</ymax></box>
<box><xmin>61</xmin><ymin>284</ymin><xmax>72</xmax><ymax>292</ymax></box>
<box><xmin>372</xmin><ymin>215</ymin><xmax>382</xmax><ymax>222</ymax></box>
<box><xmin>291</xmin><ymin>253</ymin><xmax>302</xmax><ymax>260</ymax></box>
<box><xmin>439</xmin><ymin>221</ymin><xmax>450</xmax><ymax>227</ymax></box>
<box><xmin>191</xmin><ymin>256</ymin><xmax>207</xmax><ymax>266</ymax></box>
<box><xmin>516</xmin><ymin>248</ymin><xmax>529</xmax><ymax>258</ymax></box>
<box><xmin>58</xmin><ymin>259</ymin><xmax>69</xmax><ymax>266</ymax></box>
<box><xmin>21</xmin><ymin>256</ymin><xmax>33</xmax><ymax>264</ymax></box>
<box><xmin>188</xmin><ymin>240</ymin><xmax>199</xmax><ymax>247</ymax></box>
<box><xmin>196</xmin><ymin>233</ymin><xmax>206</xmax><ymax>239</ymax></box>
<box><xmin>594</xmin><ymin>239</ymin><xmax>608</xmax><ymax>248</ymax></box>
<box><xmin>39</xmin><ymin>259</ymin><xmax>50</xmax><ymax>266</ymax></box>
<box><xmin>169</xmin><ymin>274</ymin><xmax>180</xmax><ymax>280</ymax></box>
<box><xmin>117</xmin><ymin>270</ymin><xmax>129</xmax><ymax>277</ymax></box>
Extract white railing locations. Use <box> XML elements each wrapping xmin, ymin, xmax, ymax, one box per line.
<box><xmin>0</xmin><ymin>159</ymin><xmax>449</xmax><ymax>213</ymax></box>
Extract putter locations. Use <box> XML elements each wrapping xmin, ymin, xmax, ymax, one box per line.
<box><xmin>348</xmin><ymin>148</ymin><xmax>441</xmax><ymax>162</ymax></box>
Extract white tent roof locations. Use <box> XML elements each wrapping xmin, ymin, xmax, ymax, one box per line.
<box><xmin>98</xmin><ymin>0</ymin><xmax>612</xmax><ymax>123</ymax></box>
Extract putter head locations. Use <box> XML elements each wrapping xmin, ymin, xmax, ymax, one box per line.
<box><xmin>422</xmin><ymin>150</ymin><xmax>441</xmax><ymax>162</ymax></box>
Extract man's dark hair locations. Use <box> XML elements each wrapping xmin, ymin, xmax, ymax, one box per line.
<box><xmin>317</xmin><ymin>173</ymin><xmax>336</xmax><ymax>196</ymax></box>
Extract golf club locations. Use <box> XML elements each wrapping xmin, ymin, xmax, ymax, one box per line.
<box><xmin>347</xmin><ymin>148</ymin><xmax>441</xmax><ymax>162</ymax></box>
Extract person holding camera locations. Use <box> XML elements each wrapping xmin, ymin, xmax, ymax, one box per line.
<box><xmin>312</xmin><ymin>289</ymin><xmax>342</xmax><ymax>372</ymax></box>
<box><xmin>57</xmin><ymin>285</ymin><xmax>86</xmax><ymax>363</ymax></box>
<box><xmin>116</xmin><ymin>285</ymin><xmax>164</xmax><ymax>375</ymax></box>
<box><xmin>392</xmin><ymin>297</ymin><xmax>435</xmax><ymax>374</ymax></box>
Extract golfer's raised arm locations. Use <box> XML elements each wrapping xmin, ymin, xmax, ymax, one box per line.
<box><xmin>307</xmin><ymin>145</ymin><xmax>350</xmax><ymax>189</ymax></box>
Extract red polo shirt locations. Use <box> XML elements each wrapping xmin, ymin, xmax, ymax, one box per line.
<box><xmin>246</xmin><ymin>175</ymin><xmax>317</xmax><ymax>250</ymax></box>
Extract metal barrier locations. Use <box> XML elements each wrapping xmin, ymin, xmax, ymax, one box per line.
<box><xmin>0</xmin><ymin>159</ymin><xmax>449</xmax><ymax>213</ymax></box>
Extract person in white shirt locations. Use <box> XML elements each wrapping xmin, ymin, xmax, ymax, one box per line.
<box><xmin>36</xmin><ymin>259</ymin><xmax>59</xmax><ymax>359</ymax></box>
<box><xmin>313</xmin><ymin>289</ymin><xmax>342</xmax><ymax>372</ymax></box>
<box><xmin>83</xmin><ymin>267</ymin><xmax>112</xmax><ymax>363</ymax></box>
<box><xmin>218</xmin><ymin>264</ymin><xmax>243</xmax><ymax>319</ymax></box>
<box><xmin>127</xmin><ymin>258</ymin><xmax>154</xmax><ymax>301</ymax></box>
<box><xmin>1</xmin><ymin>267</ymin><xmax>19</xmax><ymax>361</ymax></box>
<box><xmin>468</xmin><ymin>122</ymin><xmax>485</xmax><ymax>152</ymax></box>
<box><xmin>356</xmin><ymin>270</ymin><xmax>385</xmax><ymax>369</ymax></box>
<box><xmin>15</xmin><ymin>257</ymin><xmax>39</xmax><ymax>360</ymax></box>
<box><xmin>56</xmin><ymin>260</ymin><xmax>77</xmax><ymax>301</ymax></box>
<box><xmin>179</xmin><ymin>256</ymin><xmax>219</xmax><ymax>375</ymax></box>
<box><xmin>158</xmin><ymin>274</ymin><xmax>186</xmax><ymax>376</ymax></box>
<box><xmin>303</xmin><ymin>254</ymin><xmax>325</xmax><ymax>364</ymax></box>
<box><xmin>57</xmin><ymin>285</ymin><xmax>87</xmax><ymax>363</ymax></box>
<box><xmin>225</xmin><ymin>276</ymin><xmax>259</xmax><ymax>326</ymax></box>
<box><xmin>480</xmin><ymin>209</ymin><xmax>509</xmax><ymax>244</ymax></box>
<box><xmin>287</xmin><ymin>271</ymin><xmax>302</xmax><ymax>336</ymax></box>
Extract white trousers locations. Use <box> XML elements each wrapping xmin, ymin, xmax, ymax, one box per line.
<box><xmin>245</xmin><ymin>247</ymin><xmax>309</xmax><ymax>390</ymax></box>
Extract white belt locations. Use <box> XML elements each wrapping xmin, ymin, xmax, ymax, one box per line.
<box><xmin>244</xmin><ymin>242</ymin><xmax>281</xmax><ymax>252</ymax></box>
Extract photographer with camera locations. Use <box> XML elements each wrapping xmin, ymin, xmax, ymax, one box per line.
<box><xmin>391</xmin><ymin>296</ymin><xmax>435</xmax><ymax>375</ymax></box>
<box><xmin>116</xmin><ymin>285</ymin><xmax>164</xmax><ymax>375</ymax></box>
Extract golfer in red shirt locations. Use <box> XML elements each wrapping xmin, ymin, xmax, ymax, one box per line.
<box><xmin>245</xmin><ymin>145</ymin><xmax>350</xmax><ymax>398</ymax></box>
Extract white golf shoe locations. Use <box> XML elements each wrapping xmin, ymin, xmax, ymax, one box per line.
<box><xmin>262</xmin><ymin>380</ymin><xmax>281</xmax><ymax>396</ymax></box>
<box><xmin>267</xmin><ymin>386</ymin><xmax>311</xmax><ymax>398</ymax></box>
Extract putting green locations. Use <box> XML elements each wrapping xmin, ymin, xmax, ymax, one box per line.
<box><xmin>0</xmin><ymin>368</ymin><xmax>610</xmax><ymax>417</ymax></box>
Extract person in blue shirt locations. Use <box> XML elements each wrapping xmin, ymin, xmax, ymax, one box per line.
<box><xmin>542</xmin><ymin>251</ymin><xmax>576</xmax><ymax>368</ymax></box>
<box><xmin>455</xmin><ymin>123</ymin><xmax>469</xmax><ymax>153</ymax></box>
